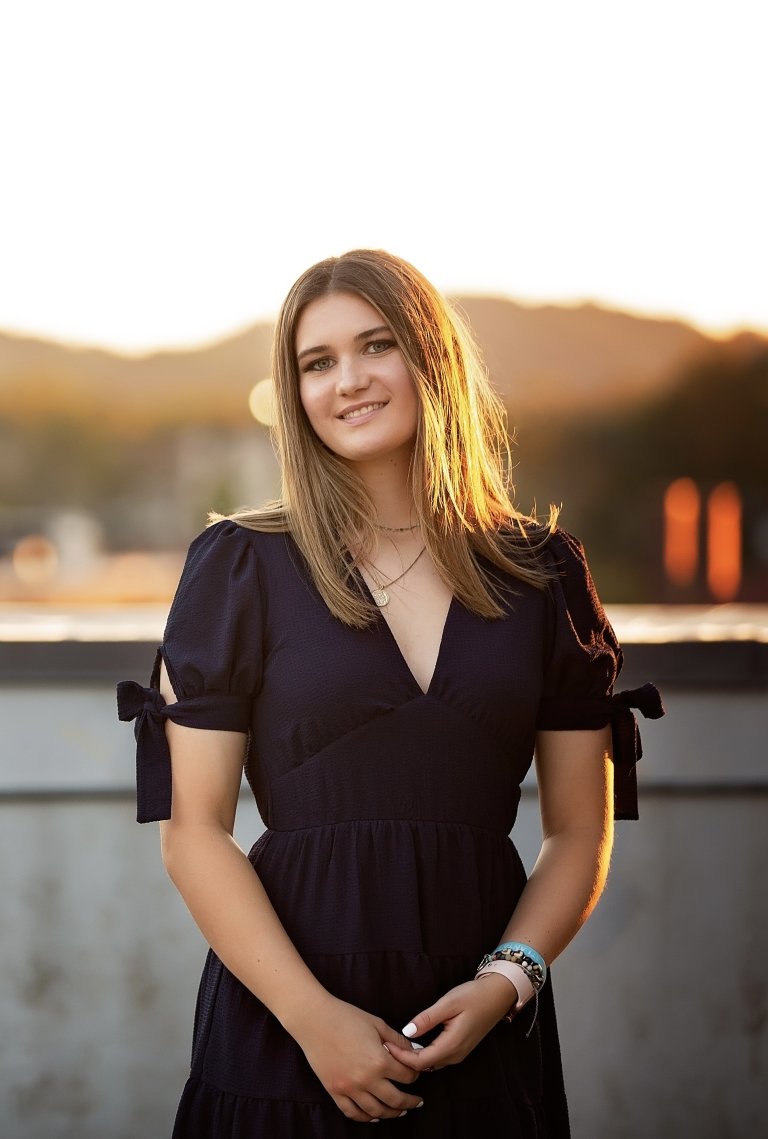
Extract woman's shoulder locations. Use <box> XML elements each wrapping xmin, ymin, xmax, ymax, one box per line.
<box><xmin>188</xmin><ymin>517</ymin><xmax>292</xmax><ymax>560</ymax></box>
<box><xmin>540</xmin><ymin>524</ymin><xmax>589</xmax><ymax>568</ymax></box>
<box><xmin>496</xmin><ymin>516</ymin><xmax>580</xmax><ymax>567</ymax></box>
<box><xmin>501</xmin><ymin>515</ymin><xmax>584</xmax><ymax>558</ymax></box>
<box><xmin>490</xmin><ymin>520</ymin><xmax>598</xmax><ymax>610</ymax></box>
<box><xmin>172</xmin><ymin>519</ymin><xmax>297</xmax><ymax>607</ymax></box>
<box><xmin>540</xmin><ymin>526</ymin><xmax>612</xmax><ymax>638</ymax></box>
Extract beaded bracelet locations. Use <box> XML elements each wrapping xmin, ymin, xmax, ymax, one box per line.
<box><xmin>493</xmin><ymin>941</ymin><xmax>547</xmax><ymax>977</ymax></box>
<box><xmin>477</xmin><ymin>946</ymin><xmax>546</xmax><ymax>993</ymax></box>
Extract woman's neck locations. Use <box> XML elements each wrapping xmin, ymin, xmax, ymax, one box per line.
<box><xmin>347</xmin><ymin>449</ymin><xmax>416</xmax><ymax>529</ymax></box>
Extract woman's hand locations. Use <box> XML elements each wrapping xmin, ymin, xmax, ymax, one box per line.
<box><xmin>291</xmin><ymin>994</ymin><xmax>426</xmax><ymax>1123</ymax></box>
<box><xmin>385</xmin><ymin>976</ymin><xmax>515</xmax><ymax>1073</ymax></box>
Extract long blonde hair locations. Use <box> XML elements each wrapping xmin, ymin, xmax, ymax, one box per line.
<box><xmin>215</xmin><ymin>249</ymin><xmax>556</xmax><ymax>627</ymax></box>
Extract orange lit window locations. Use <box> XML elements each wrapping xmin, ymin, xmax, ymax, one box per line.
<box><xmin>664</xmin><ymin>478</ymin><xmax>700</xmax><ymax>587</ymax></box>
<box><xmin>707</xmin><ymin>482</ymin><xmax>742</xmax><ymax>602</ymax></box>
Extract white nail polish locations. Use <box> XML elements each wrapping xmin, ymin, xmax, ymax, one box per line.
<box><xmin>411</xmin><ymin>1042</ymin><xmax>424</xmax><ymax>1051</ymax></box>
<box><xmin>402</xmin><ymin>1022</ymin><xmax>417</xmax><ymax>1037</ymax></box>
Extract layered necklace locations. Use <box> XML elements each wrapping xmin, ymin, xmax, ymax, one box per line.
<box><xmin>367</xmin><ymin>546</ymin><xmax>426</xmax><ymax>607</ymax></box>
<box><xmin>374</xmin><ymin>522</ymin><xmax>420</xmax><ymax>533</ymax></box>
<box><xmin>366</xmin><ymin>521</ymin><xmax>424</xmax><ymax>608</ymax></box>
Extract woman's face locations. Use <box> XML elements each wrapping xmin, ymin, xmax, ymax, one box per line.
<box><xmin>295</xmin><ymin>292</ymin><xmax>419</xmax><ymax>468</ymax></box>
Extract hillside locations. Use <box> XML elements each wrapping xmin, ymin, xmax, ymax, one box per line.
<box><xmin>0</xmin><ymin>324</ymin><xmax>274</xmax><ymax>432</ymax></box>
<box><xmin>0</xmin><ymin>297</ymin><xmax>738</xmax><ymax>434</ymax></box>
<box><xmin>456</xmin><ymin>297</ymin><xmax>711</xmax><ymax>411</ymax></box>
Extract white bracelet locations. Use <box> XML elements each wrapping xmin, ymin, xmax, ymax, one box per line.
<box><xmin>475</xmin><ymin>960</ymin><xmax>536</xmax><ymax>1019</ymax></box>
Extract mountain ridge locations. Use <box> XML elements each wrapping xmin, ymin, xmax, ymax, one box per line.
<box><xmin>2</xmin><ymin>297</ymin><xmax>762</xmax><ymax>432</ymax></box>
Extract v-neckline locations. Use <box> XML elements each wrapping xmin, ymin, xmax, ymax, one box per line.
<box><xmin>357</xmin><ymin>572</ymin><xmax>456</xmax><ymax>697</ymax></box>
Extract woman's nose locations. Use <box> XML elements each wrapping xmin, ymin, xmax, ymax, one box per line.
<box><xmin>336</xmin><ymin>357</ymin><xmax>370</xmax><ymax>394</ymax></box>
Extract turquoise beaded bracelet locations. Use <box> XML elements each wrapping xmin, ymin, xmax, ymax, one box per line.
<box><xmin>493</xmin><ymin>941</ymin><xmax>547</xmax><ymax>979</ymax></box>
<box><xmin>478</xmin><ymin>943</ymin><xmax>547</xmax><ymax>992</ymax></box>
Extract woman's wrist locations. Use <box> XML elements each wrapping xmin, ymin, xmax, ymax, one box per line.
<box><xmin>473</xmin><ymin>971</ymin><xmax>520</xmax><ymax>1018</ymax></box>
<box><xmin>273</xmin><ymin>979</ymin><xmax>336</xmax><ymax>1039</ymax></box>
<box><xmin>476</xmin><ymin>960</ymin><xmax>536</xmax><ymax>1017</ymax></box>
<box><xmin>474</xmin><ymin>938</ymin><xmax>546</xmax><ymax>1024</ymax></box>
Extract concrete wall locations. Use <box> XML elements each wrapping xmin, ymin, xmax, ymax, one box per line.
<box><xmin>1</xmin><ymin>610</ymin><xmax>766</xmax><ymax>1138</ymax></box>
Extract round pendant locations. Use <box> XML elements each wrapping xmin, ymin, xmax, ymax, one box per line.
<box><xmin>371</xmin><ymin>588</ymin><xmax>389</xmax><ymax>607</ymax></box>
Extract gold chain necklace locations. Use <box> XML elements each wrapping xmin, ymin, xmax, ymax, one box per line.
<box><xmin>367</xmin><ymin>546</ymin><xmax>427</xmax><ymax>608</ymax></box>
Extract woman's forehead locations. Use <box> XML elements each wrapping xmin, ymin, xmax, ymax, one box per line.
<box><xmin>295</xmin><ymin>293</ymin><xmax>389</xmax><ymax>350</ymax></box>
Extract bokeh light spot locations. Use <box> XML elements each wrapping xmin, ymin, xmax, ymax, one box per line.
<box><xmin>12</xmin><ymin>535</ymin><xmax>59</xmax><ymax>584</ymax></box>
<box><xmin>249</xmin><ymin>378</ymin><xmax>275</xmax><ymax>427</ymax></box>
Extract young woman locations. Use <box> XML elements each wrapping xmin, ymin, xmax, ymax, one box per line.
<box><xmin>118</xmin><ymin>249</ymin><xmax>663</xmax><ymax>1136</ymax></box>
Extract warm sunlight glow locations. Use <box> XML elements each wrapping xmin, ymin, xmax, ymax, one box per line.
<box><xmin>664</xmin><ymin>478</ymin><xmax>700</xmax><ymax>587</ymax></box>
<box><xmin>0</xmin><ymin>3</ymin><xmax>765</xmax><ymax>351</ymax></box>
<box><xmin>707</xmin><ymin>482</ymin><xmax>742</xmax><ymax>602</ymax></box>
<box><xmin>249</xmin><ymin>378</ymin><xmax>275</xmax><ymax>427</ymax></box>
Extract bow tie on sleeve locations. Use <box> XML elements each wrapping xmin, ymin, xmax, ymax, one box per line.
<box><xmin>605</xmin><ymin>683</ymin><xmax>665</xmax><ymax>820</ymax></box>
<box><xmin>117</xmin><ymin>680</ymin><xmax>174</xmax><ymax>823</ymax></box>
<box><xmin>117</xmin><ymin>677</ymin><xmax>253</xmax><ymax>822</ymax></box>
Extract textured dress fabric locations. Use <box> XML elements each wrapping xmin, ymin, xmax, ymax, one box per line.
<box><xmin>117</xmin><ymin>521</ymin><xmax>663</xmax><ymax>1138</ymax></box>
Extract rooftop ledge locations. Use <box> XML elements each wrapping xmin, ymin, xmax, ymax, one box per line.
<box><xmin>1</xmin><ymin>604</ymin><xmax>767</xmax><ymax>688</ymax></box>
<box><xmin>1</xmin><ymin>603</ymin><xmax>767</xmax><ymax>644</ymax></box>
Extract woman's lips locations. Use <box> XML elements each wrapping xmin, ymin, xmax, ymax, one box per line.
<box><xmin>338</xmin><ymin>401</ymin><xmax>387</xmax><ymax>422</ymax></box>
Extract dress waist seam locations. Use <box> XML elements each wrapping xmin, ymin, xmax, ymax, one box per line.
<box><xmin>263</xmin><ymin>816</ymin><xmax>513</xmax><ymax>836</ymax></box>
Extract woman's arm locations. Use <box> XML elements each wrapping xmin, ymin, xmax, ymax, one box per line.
<box><xmin>388</xmin><ymin>726</ymin><xmax>613</xmax><ymax>1070</ymax></box>
<box><xmin>496</xmin><ymin>724</ymin><xmax>614</xmax><ymax>963</ymax></box>
<box><xmin>157</xmin><ymin>662</ymin><xmax>423</xmax><ymax>1123</ymax></box>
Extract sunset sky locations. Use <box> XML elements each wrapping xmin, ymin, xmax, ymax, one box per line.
<box><xmin>1</xmin><ymin>0</ymin><xmax>765</xmax><ymax>352</ymax></box>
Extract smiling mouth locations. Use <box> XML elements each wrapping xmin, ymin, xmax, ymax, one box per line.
<box><xmin>339</xmin><ymin>402</ymin><xmax>387</xmax><ymax>421</ymax></box>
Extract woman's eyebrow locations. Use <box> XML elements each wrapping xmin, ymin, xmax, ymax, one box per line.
<box><xmin>354</xmin><ymin>325</ymin><xmax>391</xmax><ymax>342</ymax></box>
<box><xmin>297</xmin><ymin>343</ymin><xmax>330</xmax><ymax>362</ymax></box>
<box><xmin>296</xmin><ymin>326</ymin><xmax>392</xmax><ymax>362</ymax></box>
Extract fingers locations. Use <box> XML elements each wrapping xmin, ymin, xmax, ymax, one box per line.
<box><xmin>376</xmin><ymin>1000</ymin><xmax>450</xmax><ymax>1073</ymax></box>
<box><xmin>299</xmin><ymin>1002</ymin><xmax>429</xmax><ymax>1122</ymax></box>
<box><xmin>401</xmin><ymin>992</ymin><xmax>452</xmax><ymax>1042</ymax></box>
<box><xmin>334</xmin><ymin>1086</ymin><xmax>425</xmax><ymax>1123</ymax></box>
<box><xmin>330</xmin><ymin>1025</ymin><xmax>425</xmax><ymax>1120</ymax></box>
<box><xmin>392</xmin><ymin>979</ymin><xmax>508</xmax><ymax>1074</ymax></box>
<box><xmin>401</xmin><ymin>1013</ymin><xmax>431</xmax><ymax>1042</ymax></box>
<box><xmin>381</xmin><ymin>1043</ymin><xmax>421</xmax><ymax>1083</ymax></box>
<box><xmin>378</xmin><ymin>1026</ymin><xmax>427</xmax><ymax>1081</ymax></box>
<box><xmin>334</xmin><ymin>1095</ymin><xmax>375</xmax><ymax>1124</ymax></box>
<box><xmin>363</xmin><ymin>1084</ymin><xmax>425</xmax><ymax>1118</ymax></box>
<box><xmin>387</xmin><ymin>1038</ymin><xmax>444</xmax><ymax>1072</ymax></box>
<box><xmin>380</xmin><ymin>1022</ymin><xmax>427</xmax><ymax>1053</ymax></box>
<box><xmin>389</xmin><ymin>999</ymin><xmax>465</xmax><ymax>1073</ymax></box>
<box><xmin>390</xmin><ymin>1024</ymin><xmax>476</xmax><ymax>1073</ymax></box>
<box><xmin>388</xmin><ymin>1018</ymin><xmax>452</xmax><ymax>1073</ymax></box>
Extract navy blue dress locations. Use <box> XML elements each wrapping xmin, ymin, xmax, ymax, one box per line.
<box><xmin>117</xmin><ymin>521</ymin><xmax>662</xmax><ymax>1138</ymax></box>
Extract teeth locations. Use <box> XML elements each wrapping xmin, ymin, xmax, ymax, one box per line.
<box><xmin>342</xmin><ymin>403</ymin><xmax>385</xmax><ymax>420</ymax></box>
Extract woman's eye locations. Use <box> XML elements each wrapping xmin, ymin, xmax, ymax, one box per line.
<box><xmin>305</xmin><ymin>356</ymin><xmax>333</xmax><ymax>372</ymax></box>
<box><xmin>366</xmin><ymin>339</ymin><xmax>395</xmax><ymax>354</ymax></box>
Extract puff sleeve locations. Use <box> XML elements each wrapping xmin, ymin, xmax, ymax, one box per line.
<box><xmin>536</xmin><ymin>529</ymin><xmax>664</xmax><ymax>820</ymax></box>
<box><xmin>117</xmin><ymin>521</ymin><xmax>263</xmax><ymax>823</ymax></box>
